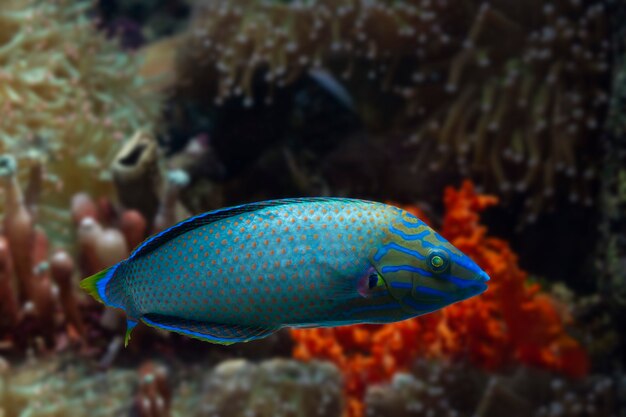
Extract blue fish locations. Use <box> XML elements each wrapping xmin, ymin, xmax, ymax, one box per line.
<box><xmin>81</xmin><ymin>198</ymin><xmax>489</xmax><ymax>345</ymax></box>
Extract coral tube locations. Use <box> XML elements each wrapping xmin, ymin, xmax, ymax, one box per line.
<box><xmin>120</xmin><ymin>209</ymin><xmax>148</xmax><ymax>251</ymax></box>
<box><xmin>29</xmin><ymin>229</ymin><xmax>56</xmax><ymax>336</ymax></box>
<box><xmin>0</xmin><ymin>155</ymin><xmax>36</xmax><ymax>303</ymax></box>
<box><xmin>71</xmin><ymin>193</ymin><xmax>99</xmax><ymax>226</ymax></box>
<box><xmin>0</xmin><ymin>236</ymin><xmax>19</xmax><ymax>330</ymax></box>
<box><xmin>111</xmin><ymin>131</ymin><xmax>163</xmax><ymax>226</ymax></box>
<box><xmin>78</xmin><ymin>217</ymin><xmax>129</xmax><ymax>276</ymax></box>
<box><xmin>77</xmin><ymin>217</ymin><xmax>103</xmax><ymax>277</ymax></box>
<box><xmin>50</xmin><ymin>250</ymin><xmax>84</xmax><ymax>338</ymax></box>
<box><xmin>153</xmin><ymin>170</ymin><xmax>190</xmax><ymax>234</ymax></box>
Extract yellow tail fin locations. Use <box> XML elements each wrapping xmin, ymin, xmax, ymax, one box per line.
<box><xmin>79</xmin><ymin>267</ymin><xmax>112</xmax><ymax>304</ymax></box>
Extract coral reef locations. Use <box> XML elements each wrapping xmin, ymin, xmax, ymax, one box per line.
<box><xmin>0</xmin><ymin>154</ymin><xmax>137</xmax><ymax>353</ymax></box>
<box><xmin>0</xmin><ymin>0</ymin><xmax>158</xmax><ymax>242</ymax></box>
<box><xmin>193</xmin><ymin>358</ymin><xmax>343</xmax><ymax>417</ymax></box>
<box><xmin>291</xmin><ymin>181</ymin><xmax>588</xmax><ymax>417</ymax></box>
<box><xmin>0</xmin><ymin>145</ymin><xmax>289</xmax><ymax>357</ymax></box>
<box><xmin>2</xmin><ymin>354</ymin><xmax>616</xmax><ymax>417</ymax></box>
<box><xmin>0</xmin><ymin>356</ymin><xmax>343</xmax><ymax>417</ymax></box>
<box><xmin>0</xmin><ymin>355</ymin><xmax>136</xmax><ymax>417</ymax></box>
<box><xmin>173</xmin><ymin>0</ymin><xmax>609</xmax><ymax>223</ymax></box>
<box><xmin>366</xmin><ymin>360</ymin><xmax>617</xmax><ymax>417</ymax></box>
<box><xmin>0</xmin><ymin>155</ymin><xmax>62</xmax><ymax>349</ymax></box>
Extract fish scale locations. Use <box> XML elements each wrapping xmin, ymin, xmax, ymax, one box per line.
<box><xmin>126</xmin><ymin>200</ymin><xmax>390</xmax><ymax>326</ymax></box>
<box><xmin>81</xmin><ymin>197</ymin><xmax>489</xmax><ymax>346</ymax></box>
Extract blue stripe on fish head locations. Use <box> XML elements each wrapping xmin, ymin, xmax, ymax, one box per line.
<box><xmin>371</xmin><ymin>209</ymin><xmax>489</xmax><ymax>315</ymax></box>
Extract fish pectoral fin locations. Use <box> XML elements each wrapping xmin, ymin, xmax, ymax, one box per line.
<box><xmin>322</xmin><ymin>262</ymin><xmax>371</xmax><ymax>301</ymax></box>
<box><xmin>141</xmin><ymin>314</ymin><xmax>278</xmax><ymax>345</ymax></box>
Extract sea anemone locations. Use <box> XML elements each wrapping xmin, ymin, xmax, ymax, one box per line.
<box><xmin>0</xmin><ymin>0</ymin><xmax>158</xmax><ymax>241</ymax></box>
<box><xmin>175</xmin><ymin>0</ymin><xmax>610</xmax><ymax>223</ymax></box>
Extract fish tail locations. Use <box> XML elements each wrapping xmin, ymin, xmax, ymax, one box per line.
<box><xmin>81</xmin><ymin>263</ymin><xmax>140</xmax><ymax>347</ymax></box>
<box><xmin>80</xmin><ymin>266</ymin><xmax>116</xmax><ymax>304</ymax></box>
<box><xmin>79</xmin><ymin>262</ymin><xmax>126</xmax><ymax>309</ymax></box>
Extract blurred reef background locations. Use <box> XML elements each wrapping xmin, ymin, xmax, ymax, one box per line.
<box><xmin>0</xmin><ymin>0</ymin><xmax>625</xmax><ymax>416</ymax></box>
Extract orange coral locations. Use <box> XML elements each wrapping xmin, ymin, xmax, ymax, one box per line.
<box><xmin>291</xmin><ymin>180</ymin><xmax>588</xmax><ymax>417</ymax></box>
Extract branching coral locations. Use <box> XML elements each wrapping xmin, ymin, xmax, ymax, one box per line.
<box><xmin>0</xmin><ymin>0</ymin><xmax>158</xmax><ymax>241</ymax></box>
<box><xmin>176</xmin><ymin>0</ymin><xmax>609</xmax><ymax>222</ymax></box>
<box><xmin>291</xmin><ymin>181</ymin><xmax>588</xmax><ymax>417</ymax></box>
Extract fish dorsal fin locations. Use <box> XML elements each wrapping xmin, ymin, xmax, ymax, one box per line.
<box><xmin>141</xmin><ymin>314</ymin><xmax>278</xmax><ymax>345</ymax></box>
<box><xmin>130</xmin><ymin>197</ymin><xmax>360</xmax><ymax>260</ymax></box>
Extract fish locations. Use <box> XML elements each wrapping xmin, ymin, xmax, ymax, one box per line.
<box><xmin>80</xmin><ymin>198</ymin><xmax>489</xmax><ymax>346</ymax></box>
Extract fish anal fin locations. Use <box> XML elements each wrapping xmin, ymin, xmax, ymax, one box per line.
<box><xmin>125</xmin><ymin>319</ymin><xmax>138</xmax><ymax>347</ymax></box>
<box><xmin>141</xmin><ymin>314</ymin><xmax>278</xmax><ymax>345</ymax></box>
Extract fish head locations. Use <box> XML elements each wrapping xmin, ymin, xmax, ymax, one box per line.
<box><xmin>370</xmin><ymin>209</ymin><xmax>490</xmax><ymax>315</ymax></box>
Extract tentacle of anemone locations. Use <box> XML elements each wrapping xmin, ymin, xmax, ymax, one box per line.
<box><xmin>445</xmin><ymin>4</ymin><xmax>484</xmax><ymax>87</ymax></box>
<box><xmin>447</xmin><ymin>48</ymin><xmax>474</xmax><ymax>93</ymax></box>
<box><xmin>241</xmin><ymin>62</ymin><xmax>255</xmax><ymax>105</ymax></box>
<box><xmin>530</xmin><ymin>81</ymin><xmax>550</xmax><ymax>194</ymax></box>
<box><xmin>481</xmin><ymin>6</ymin><xmax>524</xmax><ymax>38</ymax></box>
<box><xmin>440</xmin><ymin>86</ymin><xmax>475</xmax><ymax>165</ymax></box>
<box><xmin>0</xmin><ymin>32</ymin><xmax>26</xmax><ymax>58</ymax></box>
<box><xmin>516</xmin><ymin>62</ymin><xmax>531</xmax><ymax>109</ymax></box>
<box><xmin>548</xmin><ymin>63</ymin><xmax>576</xmax><ymax>178</ymax></box>
<box><xmin>382</xmin><ymin>56</ymin><xmax>399</xmax><ymax>92</ymax></box>
<box><xmin>520</xmin><ymin>112</ymin><xmax>541</xmax><ymax>192</ymax></box>
<box><xmin>553</xmin><ymin>90</ymin><xmax>576</xmax><ymax>180</ymax></box>
<box><xmin>489</xmin><ymin>84</ymin><xmax>512</xmax><ymax>195</ymax></box>
<box><xmin>502</xmin><ymin>75</ymin><xmax>524</xmax><ymax>185</ymax></box>
<box><xmin>471</xmin><ymin>99</ymin><xmax>491</xmax><ymax>174</ymax></box>
<box><xmin>453</xmin><ymin>89</ymin><xmax>478</xmax><ymax>171</ymax></box>
<box><xmin>509</xmin><ymin>129</ymin><xmax>525</xmax><ymax>184</ymax></box>
<box><xmin>543</xmin><ymin>155</ymin><xmax>556</xmax><ymax>203</ymax></box>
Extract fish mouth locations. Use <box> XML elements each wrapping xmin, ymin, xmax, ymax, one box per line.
<box><xmin>459</xmin><ymin>281</ymin><xmax>488</xmax><ymax>299</ymax></box>
<box><xmin>477</xmin><ymin>271</ymin><xmax>490</xmax><ymax>282</ymax></box>
<box><xmin>460</xmin><ymin>272</ymin><xmax>489</xmax><ymax>298</ymax></box>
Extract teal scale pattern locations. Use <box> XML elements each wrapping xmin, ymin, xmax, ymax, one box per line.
<box><xmin>124</xmin><ymin>200</ymin><xmax>400</xmax><ymax>328</ymax></box>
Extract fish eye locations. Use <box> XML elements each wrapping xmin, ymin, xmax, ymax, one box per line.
<box><xmin>431</xmin><ymin>255</ymin><xmax>444</xmax><ymax>268</ymax></box>
<box><xmin>428</xmin><ymin>252</ymin><xmax>449</xmax><ymax>273</ymax></box>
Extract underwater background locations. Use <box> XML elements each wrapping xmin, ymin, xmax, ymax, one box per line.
<box><xmin>0</xmin><ymin>0</ymin><xmax>624</xmax><ymax>415</ymax></box>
